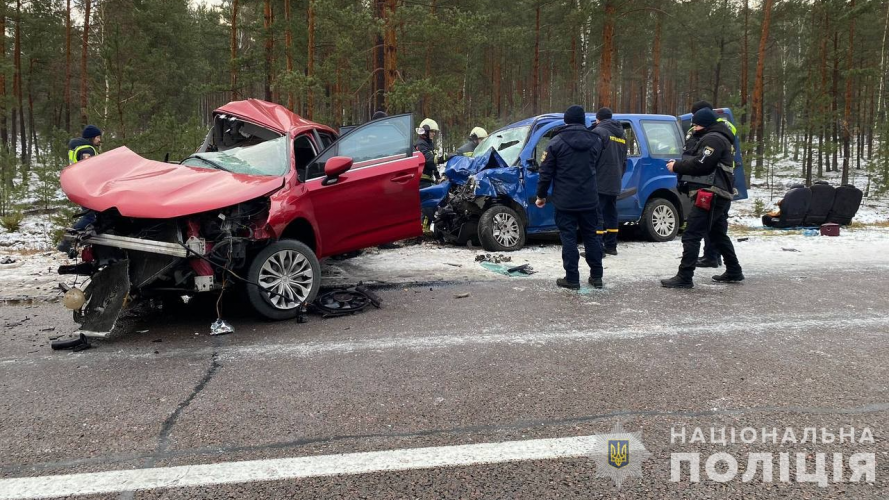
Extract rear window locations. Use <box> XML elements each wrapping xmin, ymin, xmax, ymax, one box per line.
<box><xmin>641</xmin><ymin>120</ymin><xmax>682</xmax><ymax>158</ymax></box>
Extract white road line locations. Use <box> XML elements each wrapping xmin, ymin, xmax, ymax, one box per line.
<box><xmin>0</xmin><ymin>435</ymin><xmax>599</xmax><ymax>499</ymax></box>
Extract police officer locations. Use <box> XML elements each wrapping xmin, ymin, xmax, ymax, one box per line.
<box><xmin>535</xmin><ymin>105</ymin><xmax>604</xmax><ymax>290</ymax></box>
<box><xmin>68</xmin><ymin>125</ymin><xmax>102</xmax><ymax>164</ymax></box>
<box><xmin>59</xmin><ymin>125</ymin><xmax>103</xmax><ymax>253</ymax></box>
<box><xmin>662</xmin><ymin>108</ymin><xmax>743</xmax><ymax>288</ymax></box>
<box><xmin>590</xmin><ymin>107</ymin><xmax>627</xmax><ymax>256</ymax></box>
<box><xmin>685</xmin><ymin>101</ymin><xmax>737</xmax><ymax>268</ymax></box>
<box><xmin>415</xmin><ymin>118</ymin><xmax>445</xmax><ymax>188</ymax></box>
<box><xmin>453</xmin><ymin>127</ymin><xmax>487</xmax><ymax>158</ymax></box>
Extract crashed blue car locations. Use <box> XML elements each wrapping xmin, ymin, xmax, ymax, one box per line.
<box><xmin>421</xmin><ymin>110</ymin><xmax>747</xmax><ymax>251</ymax></box>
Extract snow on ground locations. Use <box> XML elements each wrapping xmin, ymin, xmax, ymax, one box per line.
<box><xmin>2</xmin><ymin>155</ymin><xmax>888</xmax><ymax>300</ymax></box>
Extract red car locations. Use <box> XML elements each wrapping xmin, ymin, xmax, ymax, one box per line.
<box><xmin>60</xmin><ymin>99</ymin><xmax>423</xmax><ymax>336</ymax></box>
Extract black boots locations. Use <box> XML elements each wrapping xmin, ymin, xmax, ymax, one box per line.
<box><xmin>696</xmin><ymin>256</ymin><xmax>721</xmax><ymax>268</ymax></box>
<box><xmin>712</xmin><ymin>271</ymin><xmax>745</xmax><ymax>283</ymax></box>
<box><xmin>588</xmin><ymin>277</ymin><xmax>603</xmax><ymax>289</ymax></box>
<box><xmin>660</xmin><ymin>275</ymin><xmax>694</xmax><ymax>289</ymax></box>
<box><xmin>557</xmin><ymin>278</ymin><xmax>580</xmax><ymax>290</ymax></box>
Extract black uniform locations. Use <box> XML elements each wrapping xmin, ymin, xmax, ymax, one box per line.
<box><xmin>591</xmin><ymin>119</ymin><xmax>627</xmax><ymax>252</ymax></box>
<box><xmin>415</xmin><ymin>136</ymin><xmax>440</xmax><ymax>187</ymax></box>
<box><xmin>454</xmin><ymin>140</ymin><xmax>475</xmax><ymax>157</ymax></box>
<box><xmin>672</xmin><ymin>121</ymin><xmax>742</xmax><ymax>280</ymax></box>
<box><xmin>536</xmin><ymin>123</ymin><xmax>603</xmax><ymax>284</ymax></box>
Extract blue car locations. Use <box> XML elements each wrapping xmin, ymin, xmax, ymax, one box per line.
<box><xmin>421</xmin><ymin>109</ymin><xmax>747</xmax><ymax>251</ymax></box>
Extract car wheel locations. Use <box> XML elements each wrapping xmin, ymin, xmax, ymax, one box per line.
<box><xmin>246</xmin><ymin>239</ymin><xmax>321</xmax><ymax>320</ymax></box>
<box><xmin>641</xmin><ymin>198</ymin><xmax>679</xmax><ymax>242</ymax></box>
<box><xmin>478</xmin><ymin>206</ymin><xmax>526</xmax><ymax>251</ymax></box>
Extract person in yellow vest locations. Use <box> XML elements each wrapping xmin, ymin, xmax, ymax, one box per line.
<box><xmin>58</xmin><ymin>125</ymin><xmax>102</xmax><ymax>253</ymax></box>
<box><xmin>68</xmin><ymin>125</ymin><xmax>102</xmax><ymax>164</ymax></box>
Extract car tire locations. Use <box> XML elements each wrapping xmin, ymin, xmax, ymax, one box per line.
<box><xmin>246</xmin><ymin>239</ymin><xmax>321</xmax><ymax>321</ymax></box>
<box><xmin>478</xmin><ymin>205</ymin><xmax>526</xmax><ymax>251</ymax></box>
<box><xmin>640</xmin><ymin>198</ymin><xmax>679</xmax><ymax>242</ymax></box>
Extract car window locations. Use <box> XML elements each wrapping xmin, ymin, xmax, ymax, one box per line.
<box><xmin>641</xmin><ymin>120</ymin><xmax>682</xmax><ymax>158</ymax></box>
<box><xmin>304</xmin><ymin>115</ymin><xmax>412</xmax><ymax>181</ymax></box>
<box><xmin>294</xmin><ymin>135</ymin><xmax>317</xmax><ymax>172</ymax></box>
<box><xmin>181</xmin><ymin>135</ymin><xmax>289</xmax><ymax>176</ymax></box>
<box><xmin>474</xmin><ymin>126</ymin><xmax>530</xmax><ymax>166</ymax></box>
<box><xmin>318</xmin><ymin>132</ymin><xmax>335</xmax><ymax>148</ymax></box>
<box><xmin>622</xmin><ymin>122</ymin><xmax>641</xmax><ymax>157</ymax></box>
<box><xmin>534</xmin><ymin>128</ymin><xmax>559</xmax><ymax>165</ymax></box>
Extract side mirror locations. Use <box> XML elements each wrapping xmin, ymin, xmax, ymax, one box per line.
<box><xmin>322</xmin><ymin>156</ymin><xmax>353</xmax><ymax>186</ymax></box>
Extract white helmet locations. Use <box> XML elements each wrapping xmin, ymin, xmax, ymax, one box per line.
<box><xmin>469</xmin><ymin>127</ymin><xmax>488</xmax><ymax>140</ymax></box>
<box><xmin>419</xmin><ymin>118</ymin><xmax>440</xmax><ymax>133</ymax></box>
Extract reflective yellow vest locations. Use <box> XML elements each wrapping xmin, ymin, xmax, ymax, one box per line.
<box><xmin>68</xmin><ymin>145</ymin><xmax>97</xmax><ymax>164</ymax></box>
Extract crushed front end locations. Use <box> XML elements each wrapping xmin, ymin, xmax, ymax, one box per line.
<box><xmin>58</xmin><ymin>199</ymin><xmax>272</xmax><ymax>337</ymax></box>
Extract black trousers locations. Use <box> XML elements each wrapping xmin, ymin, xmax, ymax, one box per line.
<box><xmin>701</xmin><ymin>200</ymin><xmax>730</xmax><ymax>262</ymax></box>
<box><xmin>597</xmin><ymin>194</ymin><xmax>618</xmax><ymax>250</ymax></box>
<box><xmin>555</xmin><ymin>208</ymin><xmax>603</xmax><ymax>283</ymax></box>
<box><xmin>679</xmin><ymin>197</ymin><xmax>741</xmax><ymax>279</ymax></box>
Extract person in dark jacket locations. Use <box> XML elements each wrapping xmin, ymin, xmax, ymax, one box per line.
<box><xmin>591</xmin><ymin>107</ymin><xmax>627</xmax><ymax>256</ymax></box>
<box><xmin>684</xmin><ymin>100</ymin><xmax>737</xmax><ymax>269</ymax></box>
<box><xmin>535</xmin><ymin>105</ymin><xmax>604</xmax><ymax>290</ymax></box>
<box><xmin>67</xmin><ymin>125</ymin><xmax>102</xmax><ymax>164</ymax></box>
<box><xmin>59</xmin><ymin>125</ymin><xmax>104</xmax><ymax>253</ymax></box>
<box><xmin>663</xmin><ymin>108</ymin><xmax>743</xmax><ymax>288</ymax></box>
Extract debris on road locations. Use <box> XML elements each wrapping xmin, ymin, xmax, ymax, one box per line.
<box><xmin>313</xmin><ymin>285</ymin><xmax>382</xmax><ymax>318</ymax></box>
<box><xmin>210</xmin><ymin>318</ymin><xmax>235</xmax><ymax>336</ymax></box>
<box><xmin>480</xmin><ymin>262</ymin><xmax>534</xmax><ymax>277</ymax></box>
<box><xmin>50</xmin><ymin>334</ymin><xmax>91</xmax><ymax>352</ymax></box>
<box><xmin>0</xmin><ymin>256</ymin><xmax>16</xmax><ymax>265</ymax></box>
<box><xmin>444</xmin><ymin>262</ymin><xmax>462</xmax><ymax>267</ymax></box>
<box><xmin>781</xmin><ymin>247</ymin><xmax>801</xmax><ymax>252</ymax></box>
<box><xmin>506</xmin><ymin>264</ymin><xmax>536</xmax><ymax>275</ymax></box>
<box><xmin>737</xmin><ymin>237</ymin><xmax>749</xmax><ymax>242</ymax></box>
<box><xmin>475</xmin><ymin>254</ymin><xmax>512</xmax><ymax>264</ymax></box>
<box><xmin>455</xmin><ymin>292</ymin><xmax>470</xmax><ymax>299</ymax></box>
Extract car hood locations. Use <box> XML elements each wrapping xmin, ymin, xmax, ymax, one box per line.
<box><xmin>61</xmin><ymin>147</ymin><xmax>285</xmax><ymax>218</ymax></box>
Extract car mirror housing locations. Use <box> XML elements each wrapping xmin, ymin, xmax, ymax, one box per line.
<box><xmin>323</xmin><ymin>156</ymin><xmax>353</xmax><ymax>186</ymax></box>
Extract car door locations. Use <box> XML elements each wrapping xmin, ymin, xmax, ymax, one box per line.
<box><xmin>301</xmin><ymin>114</ymin><xmax>423</xmax><ymax>257</ymax></box>
<box><xmin>522</xmin><ymin>122</ymin><xmax>562</xmax><ymax>232</ymax></box>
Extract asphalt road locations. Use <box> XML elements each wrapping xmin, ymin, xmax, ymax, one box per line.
<box><xmin>1</xmin><ymin>266</ymin><xmax>887</xmax><ymax>499</ymax></box>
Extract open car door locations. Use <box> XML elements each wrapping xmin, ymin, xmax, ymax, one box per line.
<box><xmin>678</xmin><ymin>108</ymin><xmax>748</xmax><ymax>200</ymax></box>
<box><xmin>301</xmin><ymin>114</ymin><xmax>424</xmax><ymax>257</ymax></box>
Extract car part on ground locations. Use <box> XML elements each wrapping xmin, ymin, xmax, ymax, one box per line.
<box><xmin>312</xmin><ymin>285</ymin><xmax>382</xmax><ymax>318</ymax></box>
<box><xmin>50</xmin><ymin>333</ymin><xmax>91</xmax><ymax>352</ymax></box>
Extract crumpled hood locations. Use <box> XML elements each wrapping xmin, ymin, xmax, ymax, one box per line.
<box><xmin>442</xmin><ymin>148</ymin><xmax>509</xmax><ymax>184</ymax></box>
<box><xmin>61</xmin><ymin>146</ymin><xmax>285</xmax><ymax>219</ymax></box>
<box><xmin>558</xmin><ymin>124</ymin><xmax>597</xmax><ymax>151</ymax></box>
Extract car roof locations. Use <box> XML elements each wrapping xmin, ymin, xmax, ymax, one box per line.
<box><xmin>214</xmin><ymin>98</ymin><xmax>335</xmax><ymax>135</ymax></box>
<box><xmin>493</xmin><ymin>112</ymin><xmax>678</xmax><ymax>134</ymax></box>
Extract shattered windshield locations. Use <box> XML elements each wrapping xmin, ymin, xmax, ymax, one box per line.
<box><xmin>473</xmin><ymin>126</ymin><xmax>530</xmax><ymax>166</ymax></box>
<box><xmin>181</xmin><ymin>135</ymin><xmax>289</xmax><ymax>176</ymax></box>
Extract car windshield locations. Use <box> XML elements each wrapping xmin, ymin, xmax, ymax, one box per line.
<box><xmin>181</xmin><ymin>135</ymin><xmax>289</xmax><ymax>176</ymax></box>
<box><xmin>473</xmin><ymin>126</ymin><xmax>530</xmax><ymax>166</ymax></box>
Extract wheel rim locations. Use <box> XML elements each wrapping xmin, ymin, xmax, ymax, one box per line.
<box><xmin>258</xmin><ymin>249</ymin><xmax>313</xmax><ymax>310</ymax></box>
<box><xmin>652</xmin><ymin>205</ymin><xmax>676</xmax><ymax>237</ymax></box>
<box><xmin>492</xmin><ymin>212</ymin><xmax>520</xmax><ymax>247</ymax></box>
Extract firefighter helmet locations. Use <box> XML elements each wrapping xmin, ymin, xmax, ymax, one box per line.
<box><xmin>469</xmin><ymin>127</ymin><xmax>488</xmax><ymax>141</ymax></box>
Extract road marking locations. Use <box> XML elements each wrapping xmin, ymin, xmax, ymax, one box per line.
<box><xmin>0</xmin><ymin>435</ymin><xmax>599</xmax><ymax>499</ymax></box>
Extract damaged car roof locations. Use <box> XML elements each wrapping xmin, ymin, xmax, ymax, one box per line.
<box><xmin>215</xmin><ymin>98</ymin><xmax>327</xmax><ymax>135</ymax></box>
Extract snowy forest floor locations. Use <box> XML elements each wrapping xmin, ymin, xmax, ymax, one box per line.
<box><xmin>1</xmin><ymin>157</ymin><xmax>887</xmax><ymax>302</ymax></box>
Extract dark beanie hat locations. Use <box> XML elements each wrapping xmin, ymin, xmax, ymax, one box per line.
<box><xmin>82</xmin><ymin>125</ymin><xmax>102</xmax><ymax>139</ymax></box>
<box><xmin>371</xmin><ymin>111</ymin><xmax>388</xmax><ymax>120</ymax></box>
<box><xmin>596</xmin><ymin>107</ymin><xmax>613</xmax><ymax>120</ymax></box>
<box><xmin>691</xmin><ymin>100</ymin><xmax>714</xmax><ymax>114</ymax></box>
<box><xmin>692</xmin><ymin>108</ymin><xmax>718</xmax><ymax>128</ymax></box>
<box><xmin>564</xmin><ymin>105</ymin><xmax>585</xmax><ymax>125</ymax></box>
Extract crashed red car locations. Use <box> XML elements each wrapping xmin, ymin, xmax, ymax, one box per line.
<box><xmin>60</xmin><ymin>99</ymin><xmax>423</xmax><ymax>336</ymax></box>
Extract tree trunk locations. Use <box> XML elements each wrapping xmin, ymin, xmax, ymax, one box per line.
<box><xmin>27</xmin><ymin>57</ymin><xmax>37</xmax><ymax>160</ymax></box>
<box><xmin>532</xmin><ymin>3</ymin><xmax>540</xmax><ymax>115</ymax></box>
<box><xmin>284</xmin><ymin>0</ymin><xmax>293</xmax><ymax>110</ymax></box>
<box><xmin>841</xmin><ymin>0</ymin><xmax>855</xmax><ymax>185</ymax></box>
<box><xmin>14</xmin><ymin>0</ymin><xmax>25</xmax><ymax>162</ymax></box>
<box><xmin>230</xmin><ymin>0</ymin><xmax>239</xmax><ymax>98</ymax></box>
<box><xmin>422</xmin><ymin>0</ymin><xmax>435</xmax><ymax>117</ymax></box>
<box><xmin>307</xmin><ymin>0</ymin><xmax>315</xmax><ymax>118</ymax></box>
<box><xmin>740</xmin><ymin>0</ymin><xmax>749</xmax><ymax>141</ymax></box>
<box><xmin>751</xmin><ymin>0</ymin><xmax>774</xmax><ymax>179</ymax></box>
<box><xmin>65</xmin><ymin>0</ymin><xmax>72</xmax><ymax>133</ymax></box>
<box><xmin>372</xmin><ymin>0</ymin><xmax>385</xmax><ymax>113</ymax></box>
<box><xmin>650</xmin><ymin>11</ymin><xmax>662</xmax><ymax>114</ymax></box>
<box><xmin>0</xmin><ymin>2</ymin><xmax>5</xmax><ymax>151</ymax></box>
<box><xmin>597</xmin><ymin>0</ymin><xmax>615</xmax><ymax>108</ymax></box>
<box><xmin>80</xmin><ymin>0</ymin><xmax>91</xmax><ymax>126</ymax></box>
<box><xmin>263</xmin><ymin>0</ymin><xmax>272</xmax><ymax>102</ymax></box>
<box><xmin>383</xmin><ymin>0</ymin><xmax>397</xmax><ymax>110</ymax></box>
<box><xmin>832</xmin><ymin>32</ymin><xmax>839</xmax><ymax>173</ymax></box>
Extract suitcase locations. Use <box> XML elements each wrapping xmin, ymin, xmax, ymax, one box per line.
<box><xmin>820</xmin><ymin>223</ymin><xmax>840</xmax><ymax>236</ymax></box>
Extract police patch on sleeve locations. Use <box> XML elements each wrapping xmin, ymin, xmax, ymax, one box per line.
<box><xmin>541</xmin><ymin>151</ymin><xmax>547</xmax><ymax>162</ymax></box>
<box><xmin>699</xmin><ymin>146</ymin><xmax>714</xmax><ymax>163</ymax></box>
